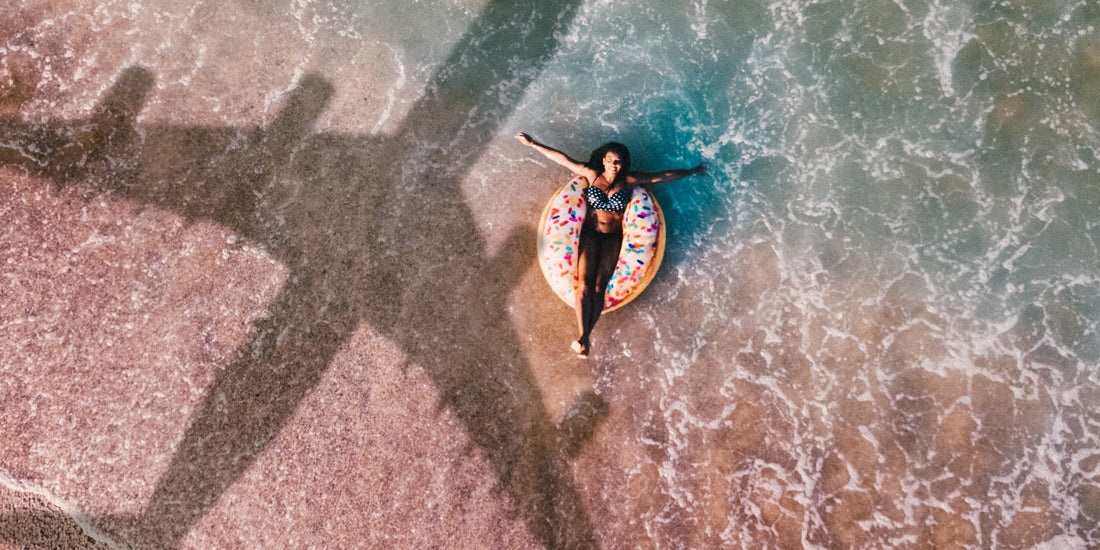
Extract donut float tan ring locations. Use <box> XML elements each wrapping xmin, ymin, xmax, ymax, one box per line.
<box><xmin>537</xmin><ymin>175</ymin><xmax>666</xmax><ymax>312</ymax></box>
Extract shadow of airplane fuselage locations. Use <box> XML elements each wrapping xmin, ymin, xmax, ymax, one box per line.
<box><xmin>0</xmin><ymin>1</ymin><xmax>606</xmax><ymax>548</ymax></box>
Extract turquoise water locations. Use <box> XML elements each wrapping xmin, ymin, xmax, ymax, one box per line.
<box><xmin>4</xmin><ymin>0</ymin><xmax>1100</xmax><ymax>546</ymax></box>
<box><xmin>506</xmin><ymin>0</ymin><xmax>1100</xmax><ymax>546</ymax></box>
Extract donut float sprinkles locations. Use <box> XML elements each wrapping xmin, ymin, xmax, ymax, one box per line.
<box><xmin>537</xmin><ymin>176</ymin><xmax>665</xmax><ymax>312</ymax></box>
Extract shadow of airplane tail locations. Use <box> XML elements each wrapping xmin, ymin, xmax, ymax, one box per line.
<box><xmin>0</xmin><ymin>66</ymin><xmax>152</xmax><ymax>185</ymax></box>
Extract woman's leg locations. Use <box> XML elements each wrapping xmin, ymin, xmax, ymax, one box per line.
<box><xmin>573</xmin><ymin>230</ymin><xmax>622</xmax><ymax>356</ymax></box>
<box><xmin>574</xmin><ymin>236</ymin><xmax>593</xmax><ymax>352</ymax></box>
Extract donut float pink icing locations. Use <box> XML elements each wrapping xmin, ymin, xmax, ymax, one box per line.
<box><xmin>537</xmin><ymin>176</ymin><xmax>666</xmax><ymax>312</ymax></box>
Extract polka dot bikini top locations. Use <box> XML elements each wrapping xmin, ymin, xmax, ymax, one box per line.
<box><xmin>585</xmin><ymin>185</ymin><xmax>629</xmax><ymax>213</ymax></box>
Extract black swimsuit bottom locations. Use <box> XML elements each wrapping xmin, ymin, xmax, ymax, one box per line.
<box><xmin>587</xmin><ymin>228</ymin><xmax>622</xmax><ymax>239</ymax></box>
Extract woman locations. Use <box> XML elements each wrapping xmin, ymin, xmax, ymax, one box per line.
<box><xmin>516</xmin><ymin>132</ymin><xmax>705</xmax><ymax>357</ymax></box>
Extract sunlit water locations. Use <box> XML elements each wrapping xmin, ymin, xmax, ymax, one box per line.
<box><xmin>4</xmin><ymin>0</ymin><xmax>1100</xmax><ymax>547</ymax></box>
<box><xmin>511</xmin><ymin>1</ymin><xmax>1100</xmax><ymax>547</ymax></box>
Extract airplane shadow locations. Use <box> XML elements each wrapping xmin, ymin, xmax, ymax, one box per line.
<box><xmin>0</xmin><ymin>0</ymin><xmax>609</xmax><ymax>548</ymax></box>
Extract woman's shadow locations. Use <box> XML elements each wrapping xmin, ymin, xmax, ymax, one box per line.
<box><xmin>0</xmin><ymin>0</ymin><xmax>610</xmax><ymax>548</ymax></box>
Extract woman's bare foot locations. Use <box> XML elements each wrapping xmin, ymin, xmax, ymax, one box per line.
<box><xmin>571</xmin><ymin>339</ymin><xmax>590</xmax><ymax>358</ymax></box>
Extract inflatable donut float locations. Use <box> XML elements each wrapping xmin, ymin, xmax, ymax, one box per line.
<box><xmin>537</xmin><ymin>175</ymin><xmax>666</xmax><ymax>312</ymax></box>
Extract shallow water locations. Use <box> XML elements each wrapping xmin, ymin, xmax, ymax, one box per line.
<box><xmin>2</xmin><ymin>0</ymin><xmax>1099</xmax><ymax>547</ymax></box>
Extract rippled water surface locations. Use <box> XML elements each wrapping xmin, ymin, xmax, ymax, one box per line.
<box><xmin>3</xmin><ymin>0</ymin><xmax>1100</xmax><ymax>547</ymax></box>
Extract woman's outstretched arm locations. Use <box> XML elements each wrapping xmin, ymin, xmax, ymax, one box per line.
<box><xmin>516</xmin><ymin>132</ymin><xmax>590</xmax><ymax>175</ymax></box>
<box><xmin>626</xmin><ymin>163</ymin><xmax>707</xmax><ymax>185</ymax></box>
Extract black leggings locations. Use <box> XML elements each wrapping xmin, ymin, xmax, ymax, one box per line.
<box><xmin>575</xmin><ymin>228</ymin><xmax>622</xmax><ymax>346</ymax></box>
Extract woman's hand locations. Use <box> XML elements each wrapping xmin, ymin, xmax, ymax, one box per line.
<box><xmin>516</xmin><ymin>134</ymin><xmax>593</xmax><ymax>176</ymax></box>
<box><xmin>515</xmin><ymin>132</ymin><xmax>535</xmax><ymax>147</ymax></box>
<box><xmin>627</xmin><ymin>162</ymin><xmax>707</xmax><ymax>185</ymax></box>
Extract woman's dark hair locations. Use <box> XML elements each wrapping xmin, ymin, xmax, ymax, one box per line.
<box><xmin>586</xmin><ymin>142</ymin><xmax>631</xmax><ymax>175</ymax></box>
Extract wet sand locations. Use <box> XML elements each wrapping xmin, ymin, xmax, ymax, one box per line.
<box><xmin>0</xmin><ymin>484</ymin><xmax>109</xmax><ymax>550</ymax></box>
<box><xmin>2</xmin><ymin>0</ymin><xmax>601</xmax><ymax>547</ymax></box>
